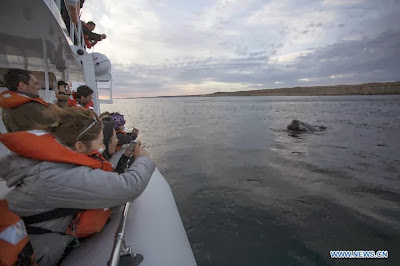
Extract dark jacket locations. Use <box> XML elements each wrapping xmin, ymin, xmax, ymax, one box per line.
<box><xmin>116</xmin><ymin>131</ymin><xmax>138</xmax><ymax>146</ymax></box>
<box><xmin>102</xmin><ymin>121</ymin><xmax>133</xmax><ymax>174</ymax></box>
<box><xmin>82</xmin><ymin>25</ymin><xmax>103</xmax><ymax>41</ymax></box>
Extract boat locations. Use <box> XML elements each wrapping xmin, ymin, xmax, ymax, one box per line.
<box><xmin>0</xmin><ymin>1</ymin><xmax>197</xmax><ymax>265</ymax></box>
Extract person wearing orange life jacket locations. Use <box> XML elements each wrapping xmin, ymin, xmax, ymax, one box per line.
<box><xmin>0</xmin><ymin>108</ymin><xmax>155</xmax><ymax>265</ymax></box>
<box><xmin>82</xmin><ymin>21</ymin><xmax>106</xmax><ymax>49</ymax></box>
<box><xmin>68</xmin><ymin>85</ymin><xmax>94</xmax><ymax>110</ymax></box>
<box><xmin>0</xmin><ymin>200</ymin><xmax>36</xmax><ymax>266</ymax></box>
<box><xmin>0</xmin><ymin>69</ymin><xmax>58</xmax><ymax>133</ymax></box>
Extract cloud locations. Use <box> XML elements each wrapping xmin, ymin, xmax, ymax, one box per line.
<box><xmin>81</xmin><ymin>0</ymin><xmax>400</xmax><ymax>97</ymax></box>
<box><xmin>322</xmin><ymin>0</ymin><xmax>367</xmax><ymax>7</ymax></box>
<box><xmin>292</xmin><ymin>30</ymin><xmax>400</xmax><ymax>82</ymax></box>
<box><xmin>111</xmin><ymin>29</ymin><xmax>400</xmax><ymax>96</ymax></box>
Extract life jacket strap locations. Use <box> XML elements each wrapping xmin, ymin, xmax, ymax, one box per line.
<box><xmin>21</xmin><ymin>208</ymin><xmax>85</xmax><ymax>225</ymax></box>
<box><xmin>25</xmin><ymin>226</ymin><xmax>64</xmax><ymax>235</ymax></box>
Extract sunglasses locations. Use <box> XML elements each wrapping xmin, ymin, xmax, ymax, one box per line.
<box><xmin>77</xmin><ymin>118</ymin><xmax>98</xmax><ymax>140</ymax></box>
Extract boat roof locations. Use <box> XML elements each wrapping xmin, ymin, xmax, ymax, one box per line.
<box><xmin>0</xmin><ymin>0</ymin><xmax>84</xmax><ymax>82</ymax></box>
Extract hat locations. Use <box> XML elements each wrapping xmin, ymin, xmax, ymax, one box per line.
<box><xmin>57</xmin><ymin>80</ymin><xmax>68</xmax><ymax>87</ymax></box>
<box><xmin>111</xmin><ymin>112</ymin><xmax>126</xmax><ymax>129</ymax></box>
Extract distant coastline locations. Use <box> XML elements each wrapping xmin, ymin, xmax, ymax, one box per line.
<box><xmin>204</xmin><ymin>81</ymin><xmax>400</xmax><ymax>97</ymax></box>
<box><xmin>115</xmin><ymin>81</ymin><xmax>400</xmax><ymax>99</ymax></box>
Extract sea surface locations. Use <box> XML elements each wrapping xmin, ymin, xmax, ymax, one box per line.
<box><xmin>101</xmin><ymin>95</ymin><xmax>400</xmax><ymax>266</ymax></box>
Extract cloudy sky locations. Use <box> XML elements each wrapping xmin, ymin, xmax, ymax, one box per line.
<box><xmin>81</xmin><ymin>0</ymin><xmax>400</xmax><ymax>98</ymax></box>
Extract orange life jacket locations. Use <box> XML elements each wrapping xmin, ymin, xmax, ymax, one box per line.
<box><xmin>0</xmin><ymin>130</ymin><xmax>112</xmax><ymax>171</ymax></box>
<box><xmin>0</xmin><ymin>131</ymin><xmax>113</xmax><ymax>239</ymax></box>
<box><xmin>65</xmin><ymin>209</ymin><xmax>111</xmax><ymax>238</ymax></box>
<box><xmin>0</xmin><ymin>91</ymin><xmax>49</xmax><ymax>109</ymax></box>
<box><xmin>84</xmin><ymin>36</ymin><xmax>94</xmax><ymax>49</ymax></box>
<box><xmin>0</xmin><ymin>200</ymin><xmax>37</xmax><ymax>266</ymax></box>
<box><xmin>68</xmin><ymin>92</ymin><xmax>94</xmax><ymax>110</ymax></box>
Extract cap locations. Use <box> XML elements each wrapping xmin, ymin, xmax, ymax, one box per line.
<box><xmin>57</xmin><ymin>80</ymin><xmax>68</xmax><ymax>87</ymax></box>
<box><xmin>111</xmin><ymin>112</ymin><xmax>126</xmax><ymax>128</ymax></box>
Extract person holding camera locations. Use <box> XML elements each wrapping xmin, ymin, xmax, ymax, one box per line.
<box><xmin>55</xmin><ymin>80</ymin><xmax>71</xmax><ymax>108</ymax></box>
<box><xmin>110</xmin><ymin>112</ymin><xmax>139</xmax><ymax>151</ymax></box>
<box><xmin>102</xmin><ymin>120</ymin><xmax>138</xmax><ymax>174</ymax></box>
<box><xmin>0</xmin><ymin>108</ymin><xmax>154</xmax><ymax>265</ymax></box>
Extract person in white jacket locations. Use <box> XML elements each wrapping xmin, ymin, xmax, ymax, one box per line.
<box><xmin>0</xmin><ymin>107</ymin><xmax>156</xmax><ymax>265</ymax></box>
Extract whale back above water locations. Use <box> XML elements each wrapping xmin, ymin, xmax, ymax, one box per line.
<box><xmin>287</xmin><ymin>120</ymin><xmax>326</xmax><ymax>135</ymax></box>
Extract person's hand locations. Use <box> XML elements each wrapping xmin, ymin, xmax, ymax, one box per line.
<box><xmin>124</xmin><ymin>145</ymin><xmax>134</xmax><ymax>157</ymax></box>
<box><xmin>101</xmin><ymin>34</ymin><xmax>107</xmax><ymax>39</ymax></box>
<box><xmin>133</xmin><ymin>141</ymin><xmax>150</xmax><ymax>159</ymax></box>
<box><xmin>132</xmin><ymin>128</ymin><xmax>139</xmax><ymax>136</ymax></box>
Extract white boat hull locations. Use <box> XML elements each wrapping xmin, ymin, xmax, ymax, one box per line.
<box><xmin>62</xmin><ymin>167</ymin><xmax>197</xmax><ymax>266</ymax></box>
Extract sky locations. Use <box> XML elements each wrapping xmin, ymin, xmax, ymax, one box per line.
<box><xmin>81</xmin><ymin>0</ymin><xmax>400</xmax><ymax>98</ymax></box>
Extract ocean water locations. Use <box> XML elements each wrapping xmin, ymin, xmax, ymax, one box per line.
<box><xmin>101</xmin><ymin>95</ymin><xmax>400</xmax><ymax>266</ymax></box>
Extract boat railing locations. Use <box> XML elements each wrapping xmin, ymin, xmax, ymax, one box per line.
<box><xmin>66</xmin><ymin>1</ymin><xmax>85</xmax><ymax>49</ymax></box>
<box><xmin>48</xmin><ymin>0</ymin><xmax>85</xmax><ymax>49</ymax></box>
<box><xmin>108</xmin><ymin>202</ymin><xmax>143</xmax><ymax>266</ymax></box>
<box><xmin>54</xmin><ymin>0</ymin><xmax>62</xmax><ymax>10</ymax></box>
<box><xmin>96</xmin><ymin>74</ymin><xmax>114</xmax><ymax>104</ymax></box>
<box><xmin>40</xmin><ymin>0</ymin><xmax>108</xmax><ymax>112</ymax></box>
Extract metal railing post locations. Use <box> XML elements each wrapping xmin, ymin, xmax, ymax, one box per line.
<box><xmin>42</xmin><ymin>39</ymin><xmax>50</xmax><ymax>102</ymax></box>
<box><xmin>77</xmin><ymin>20</ymin><xmax>82</xmax><ymax>48</ymax></box>
<box><xmin>55</xmin><ymin>0</ymin><xmax>61</xmax><ymax>11</ymax></box>
<box><xmin>70</xmin><ymin>20</ymin><xmax>75</xmax><ymax>42</ymax></box>
<box><xmin>108</xmin><ymin>202</ymin><xmax>131</xmax><ymax>266</ymax></box>
<box><xmin>110</xmin><ymin>77</ymin><xmax>113</xmax><ymax>100</ymax></box>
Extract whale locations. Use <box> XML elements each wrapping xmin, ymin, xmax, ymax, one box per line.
<box><xmin>287</xmin><ymin>120</ymin><xmax>326</xmax><ymax>134</ymax></box>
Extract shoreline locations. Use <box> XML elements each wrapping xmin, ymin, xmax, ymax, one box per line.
<box><xmin>113</xmin><ymin>81</ymin><xmax>400</xmax><ymax>99</ymax></box>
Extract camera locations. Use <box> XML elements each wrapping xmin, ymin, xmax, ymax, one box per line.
<box><xmin>129</xmin><ymin>141</ymin><xmax>136</xmax><ymax>151</ymax></box>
